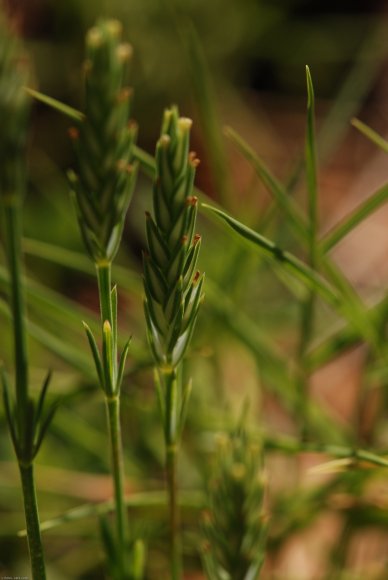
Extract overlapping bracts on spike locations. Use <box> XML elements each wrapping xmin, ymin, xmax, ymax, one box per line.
<box><xmin>202</xmin><ymin>428</ymin><xmax>267</xmax><ymax>579</ymax></box>
<box><xmin>144</xmin><ymin>107</ymin><xmax>204</xmax><ymax>367</ymax></box>
<box><xmin>69</xmin><ymin>20</ymin><xmax>138</xmax><ymax>263</ymax></box>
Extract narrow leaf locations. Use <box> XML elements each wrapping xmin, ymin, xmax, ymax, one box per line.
<box><xmin>178</xmin><ymin>378</ymin><xmax>192</xmax><ymax>438</ymax></box>
<box><xmin>225</xmin><ymin>126</ymin><xmax>308</xmax><ymax>242</ymax></box>
<box><xmin>202</xmin><ymin>203</ymin><xmax>340</xmax><ymax>308</ymax></box>
<box><xmin>26</xmin><ymin>88</ymin><xmax>84</xmax><ymax>121</ymax></box>
<box><xmin>102</xmin><ymin>320</ymin><xmax>115</xmax><ymax>396</ymax></box>
<box><xmin>117</xmin><ymin>337</ymin><xmax>131</xmax><ymax>394</ymax></box>
<box><xmin>351</xmin><ymin>118</ymin><xmax>388</xmax><ymax>153</ymax></box>
<box><xmin>33</xmin><ymin>402</ymin><xmax>58</xmax><ymax>458</ymax></box>
<box><xmin>111</xmin><ymin>285</ymin><xmax>118</xmax><ymax>349</ymax></box>
<box><xmin>321</xmin><ymin>183</ymin><xmax>388</xmax><ymax>252</ymax></box>
<box><xmin>83</xmin><ymin>321</ymin><xmax>104</xmax><ymax>386</ymax></box>
<box><xmin>305</xmin><ymin>65</ymin><xmax>318</xmax><ymax>255</ymax></box>
<box><xmin>1</xmin><ymin>367</ymin><xmax>20</xmax><ymax>455</ymax></box>
<box><xmin>35</xmin><ymin>369</ymin><xmax>52</xmax><ymax>428</ymax></box>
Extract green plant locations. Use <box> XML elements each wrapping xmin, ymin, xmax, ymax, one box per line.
<box><xmin>67</xmin><ymin>19</ymin><xmax>140</xmax><ymax>579</ymax></box>
<box><xmin>2</xmin><ymin>5</ymin><xmax>388</xmax><ymax>579</ymax></box>
<box><xmin>0</xmin><ymin>15</ymin><xmax>54</xmax><ymax>580</ymax></box>
<box><xmin>143</xmin><ymin>106</ymin><xmax>204</xmax><ymax>578</ymax></box>
<box><xmin>202</xmin><ymin>418</ymin><xmax>266</xmax><ymax>580</ymax></box>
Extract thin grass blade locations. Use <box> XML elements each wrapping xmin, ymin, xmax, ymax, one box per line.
<box><xmin>83</xmin><ymin>322</ymin><xmax>104</xmax><ymax>386</ymax></box>
<box><xmin>351</xmin><ymin>118</ymin><xmax>388</xmax><ymax>153</ymax></box>
<box><xmin>202</xmin><ymin>203</ymin><xmax>339</xmax><ymax>307</ymax></box>
<box><xmin>225</xmin><ymin>126</ymin><xmax>308</xmax><ymax>242</ymax></box>
<box><xmin>26</xmin><ymin>88</ymin><xmax>84</xmax><ymax>121</ymax></box>
<box><xmin>321</xmin><ymin>183</ymin><xmax>388</xmax><ymax>252</ymax></box>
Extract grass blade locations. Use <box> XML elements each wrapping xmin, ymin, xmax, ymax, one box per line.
<box><xmin>225</xmin><ymin>126</ymin><xmax>308</xmax><ymax>242</ymax></box>
<box><xmin>305</xmin><ymin>65</ymin><xmax>318</xmax><ymax>249</ymax></box>
<box><xmin>202</xmin><ymin>203</ymin><xmax>340</xmax><ymax>308</ymax></box>
<box><xmin>26</xmin><ymin>88</ymin><xmax>84</xmax><ymax>122</ymax></box>
<box><xmin>321</xmin><ymin>183</ymin><xmax>388</xmax><ymax>252</ymax></box>
<box><xmin>351</xmin><ymin>118</ymin><xmax>388</xmax><ymax>153</ymax></box>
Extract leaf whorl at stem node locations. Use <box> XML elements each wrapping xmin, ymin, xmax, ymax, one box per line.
<box><xmin>144</xmin><ymin>106</ymin><xmax>204</xmax><ymax>368</ymax></box>
<box><xmin>69</xmin><ymin>19</ymin><xmax>138</xmax><ymax>263</ymax></box>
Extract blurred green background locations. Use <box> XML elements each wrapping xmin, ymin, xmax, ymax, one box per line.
<box><xmin>1</xmin><ymin>0</ymin><xmax>388</xmax><ymax>578</ymax></box>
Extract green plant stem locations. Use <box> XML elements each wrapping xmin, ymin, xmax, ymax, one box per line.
<box><xmin>19</xmin><ymin>463</ymin><xmax>46</xmax><ymax>579</ymax></box>
<box><xmin>3</xmin><ymin>198</ymin><xmax>28</xmax><ymax>438</ymax></box>
<box><xmin>3</xmin><ymin>196</ymin><xmax>47</xmax><ymax>578</ymax></box>
<box><xmin>166</xmin><ymin>442</ymin><xmax>181</xmax><ymax>580</ymax></box>
<box><xmin>96</xmin><ymin>262</ymin><xmax>129</xmax><ymax>572</ymax></box>
<box><xmin>96</xmin><ymin>261</ymin><xmax>113</xmax><ymax>328</ymax></box>
<box><xmin>106</xmin><ymin>394</ymin><xmax>129</xmax><ymax>565</ymax></box>
<box><xmin>163</xmin><ymin>368</ymin><xmax>182</xmax><ymax>580</ymax></box>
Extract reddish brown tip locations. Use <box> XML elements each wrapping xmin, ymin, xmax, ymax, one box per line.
<box><xmin>186</xmin><ymin>195</ymin><xmax>198</xmax><ymax>207</ymax></box>
<box><xmin>189</xmin><ymin>151</ymin><xmax>200</xmax><ymax>167</ymax></box>
<box><xmin>68</xmin><ymin>127</ymin><xmax>79</xmax><ymax>140</ymax></box>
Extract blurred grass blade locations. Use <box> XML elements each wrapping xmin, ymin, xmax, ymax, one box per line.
<box><xmin>305</xmin><ymin>65</ymin><xmax>318</xmax><ymax>250</ymax></box>
<box><xmin>18</xmin><ymin>491</ymin><xmax>204</xmax><ymax>536</ymax></box>
<box><xmin>225</xmin><ymin>118</ymin><xmax>379</xmax><ymax>349</ymax></box>
<box><xmin>26</xmin><ymin>88</ymin><xmax>84</xmax><ymax>121</ymax></box>
<box><xmin>0</xmin><ymin>297</ymin><xmax>94</xmax><ymax>377</ymax></box>
<box><xmin>23</xmin><ymin>237</ymin><xmax>142</xmax><ymax>295</ymax></box>
<box><xmin>83</xmin><ymin>322</ymin><xmax>104</xmax><ymax>386</ymax></box>
<box><xmin>322</xmin><ymin>183</ymin><xmax>388</xmax><ymax>252</ymax></box>
<box><xmin>264</xmin><ymin>435</ymin><xmax>388</xmax><ymax>468</ymax></box>
<box><xmin>317</xmin><ymin>21</ymin><xmax>388</xmax><ymax>159</ymax></box>
<box><xmin>203</xmin><ymin>204</ymin><xmax>379</xmax><ymax>350</ymax></box>
<box><xmin>182</xmin><ymin>22</ymin><xmax>231</xmax><ymax>205</ymax></box>
<box><xmin>202</xmin><ymin>203</ymin><xmax>339</xmax><ymax>308</ymax></box>
<box><xmin>225</xmin><ymin>126</ymin><xmax>308</xmax><ymax>242</ymax></box>
<box><xmin>351</xmin><ymin>118</ymin><xmax>388</xmax><ymax>153</ymax></box>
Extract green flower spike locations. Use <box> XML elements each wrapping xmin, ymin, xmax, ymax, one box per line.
<box><xmin>202</xmin><ymin>425</ymin><xmax>267</xmax><ymax>580</ymax></box>
<box><xmin>144</xmin><ymin>106</ymin><xmax>204</xmax><ymax>579</ymax></box>
<box><xmin>68</xmin><ymin>20</ymin><xmax>141</xmax><ymax>579</ymax></box>
<box><xmin>69</xmin><ymin>19</ymin><xmax>138</xmax><ymax>264</ymax></box>
<box><xmin>144</xmin><ymin>107</ymin><xmax>204</xmax><ymax>371</ymax></box>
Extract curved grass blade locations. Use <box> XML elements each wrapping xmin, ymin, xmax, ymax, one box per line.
<box><xmin>22</xmin><ymin>238</ymin><xmax>142</xmax><ymax>295</ymax></box>
<box><xmin>351</xmin><ymin>118</ymin><xmax>388</xmax><ymax>154</ymax></box>
<box><xmin>321</xmin><ymin>182</ymin><xmax>388</xmax><ymax>252</ymax></box>
<box><xmin>224</xmin><ymin>126</ymin><xmax>308</xmax><ymax>243</ymax></box>
<box><xmin>202</xmin><ymin>203</ymin><xmax>340</xmax><ymax>308</ymax></box>
<box><xmin>18</xmin><ymin>491</ymin><xmax>204</xmax><ymax>536</ymax></box>
<box><xmin>0</xmin><ymin>296</ymin><xmax>94</xmax><ymax>378</ymax></box>
<box><xmin>26</xmin><ymin>88</ymin><xmax>84</xmax><ymax>122</ymax></box>
<box><xmin>305</xmin><ymin>65</ymin><xmax>318</xmax><ymax>247</ymax></box>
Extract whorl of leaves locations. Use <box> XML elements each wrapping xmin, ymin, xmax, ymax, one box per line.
<box><xmin>69</xmin><ymin>19</ymin><xmax>138</xmax><ymax>263</ymax></box>
<box><xmin>202</xmin><ymin>428</ymin><xmax>267</xmax><ymax>580</ymax></box>
<box><xmin>144</xmin><ymin>106</ymin><xmax>204</xmax><ymax>368</ymax></box>
<box><xmin>0</xmin><ymin>15</ymin><xmax>30</xmax><ymax>200</ymax></box>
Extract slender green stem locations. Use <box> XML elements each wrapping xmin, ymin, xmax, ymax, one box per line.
<box><xmin>166</xmin><ymin>442</ymin><xmax>181</xmax><ymax>580</ymax></box>
<box><xmin>106</xmin><ymin>395</ymin><xmax>130</xmax><ymax>569</ymax></box>
<box><xmin>96</xmin><ymin>261</ymin><xmax>130</xmax><ymax>573</ymax></box>
<box><xmin>96</xmin><ymin>261</ymin><xmax>113</xmax><ymax>328</ymax></box>
<box><xmin>296</xmin><ymin>68</ymin><xmax>318</xmax><ymax>438</ymax></box>
<box><xmin>3</xmin><ymin>196</ymin><xmax>47</xmax><ymax>577</ymax></box>
<box><xmin>19</xmin><ymin>464</ymin><xmax>46</xmax><ymax>579</ymax></box>
<box><xmin>3</xmin><ymin>198</ymin><xmax>28</xmax><ymax>440</ymax></box>
<box><xmin>163</xmin><ymin>368</ymin><xmax>182</xmax><ymax>579</ymax></box>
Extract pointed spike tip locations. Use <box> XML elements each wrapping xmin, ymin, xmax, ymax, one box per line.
<box><xmin>103</xmin><ymin>320</ymin><xmax>112</xmax><ymax>332</ymax></box>
<box><xmin>116</xmin><ymin>43</ymin><xmax>133</xmax><ymax>62</ymax></box>
<box><xmin>186</xmin><ymin>195</ymin><xmax>198</xmax><ymax>207</ymax></box>
<box><xmin>189</xmin><ymin>151</ymin><xmax>200</xmax><ymax>167</ymax></box>
<box><xmin>178</xmin><ymin>117</ymin><xmax>192</xmax><ymax>132</ymax></box>
<box><xmin>306</xmin><ymin>65</ymin><xmax>314</xmax><ymax>109</ymax></box>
